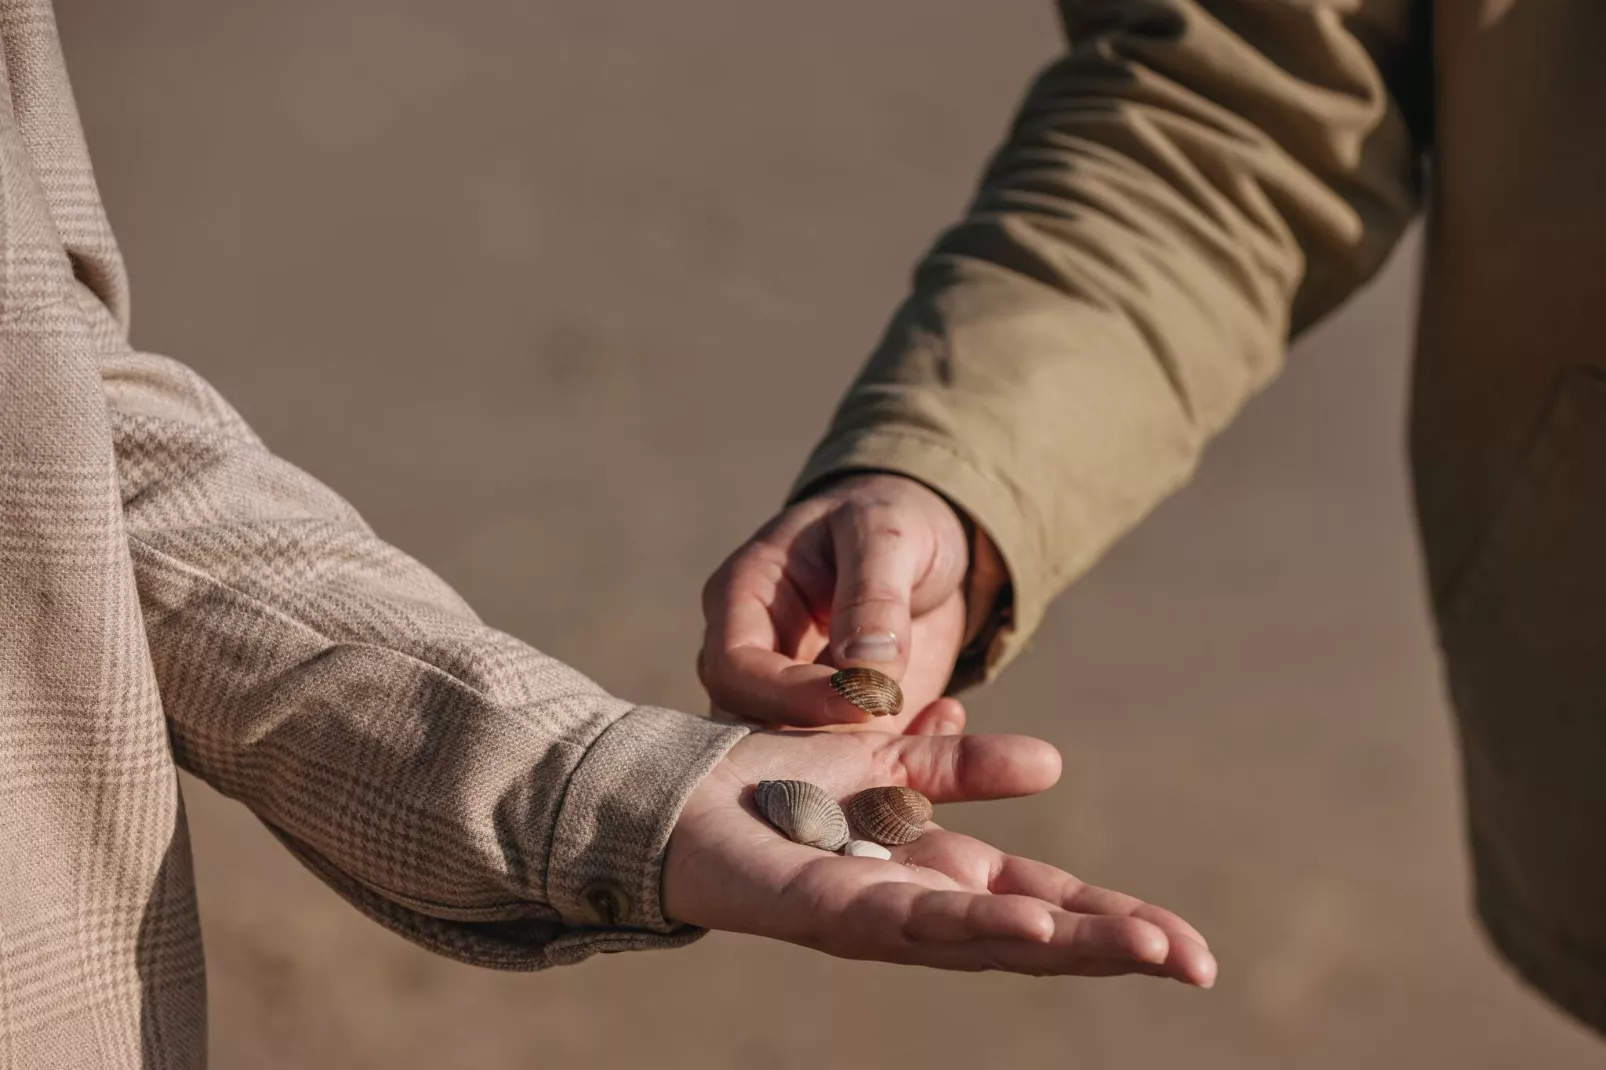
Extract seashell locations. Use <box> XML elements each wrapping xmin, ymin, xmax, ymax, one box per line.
<box><xmin>753</xmin><ymin>780</ymin><xmax>850</xmax><ymax>852</ymax></box>
<box><xmin>829</xmin><ymin>667</ymin><xmax>904</xmax><ymax>718</ymax></box>
<box><xmin>846</xmin><ymin>785</ymin><xmax>932</xmax><ymax>846</ymax></box>
<box><xmin>842</xmin><ymin>839</ymin><xmax>893</xmax><ymax>860</ymax></box>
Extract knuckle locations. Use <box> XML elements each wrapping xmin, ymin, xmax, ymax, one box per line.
<box><xmin>703</xmin><ymin>545</ymin><xmax>785</xmax><ymax>614</ymax></box>
<box><xmin>700</xmin><ymin>558</ymin><xmax>735</xmax><ymax>613</ymax></box>
<box><xmin>848</xmin><ymin>501</ymin><xmax>907</xmax><ymax>535</ymax></box>
<box><xmin>869</xmin><ymin>737</ymin><xmax>912</xmax><ymax>787</ymax></box>
<box><xmin>838</xmin><ymin>577</ymin><xmax>905</xmax><ymax>612</ymax></box>
<box><xmin>739</xmin><ymin>544</ymin><xmax>790</xmax><ymax>588</ymax></box>
<box><xmin>855</xmin><ymin>506</ymin><xmax>906</xmax><ymax>541</ymax></box>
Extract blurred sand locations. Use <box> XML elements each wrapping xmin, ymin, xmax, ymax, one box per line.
<box><xmin>57</xmin><ymin>2</ymin><xmax>1604</xmax><ymax>1067</ymax></box>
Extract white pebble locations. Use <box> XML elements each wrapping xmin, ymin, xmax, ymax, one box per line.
<box><xmin>842</xmin><ymin>839</ymin><xmax>893</xmax><ymax>860</ymax></box>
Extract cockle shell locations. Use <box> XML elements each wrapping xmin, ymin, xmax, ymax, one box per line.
<box><xmin>753</xmin><ymin>780</ymin><xmax>850</xmax><ymax>852</ymax></box>
<box><xmin>846</xmin><ymin>786</ymin><xmax>932</xmax><ymax>846</ymax></box>
<box><xmin>842</xmin><ymin>839</ymin><xmax>893</xmax><ymax>860</ymax></box>
<box><xmin>830</xmin><ymin>667</ymin><xmax>904</xmax><ymax>718</ymax></box>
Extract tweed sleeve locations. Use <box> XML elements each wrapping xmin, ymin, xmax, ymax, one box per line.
<box><xmin>793</xmin><ymin>0</ymin><xmax>1428</xmax><ymax>688</ymax></box>
<box><xmin>103</xmin><ymin>350</ymin><xmax>747</xmax><ymax>969</ymax></box>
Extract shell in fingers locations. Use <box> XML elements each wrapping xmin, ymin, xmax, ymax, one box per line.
<box><xmin>829</xmin><ymin>667</ymin><xmax>904</xmax><ymax>718</ymax></box>
<box><xmin>846</xmin><ymin>785</ymin><xmax>932</xmax><ymax>846</ymax></box>
<box><xmin>842</xmin><ymin>839</ymin><xmax>893</xmax><ymax>860</ymax></box>
<box><xmin>753</xmin><ymin>780</ymin><xmax>850</xmax><ymax>852</ymax></box>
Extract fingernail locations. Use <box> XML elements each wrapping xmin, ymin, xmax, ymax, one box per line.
<box><xmin>829</xmin><ymin>667</ymin><xmax>904</xmax><ymax>717</ymax></box>
<box><xmin>840</xmin><ymin>632</ymin><xmax>899</xmax><ymax>662</ymax></box>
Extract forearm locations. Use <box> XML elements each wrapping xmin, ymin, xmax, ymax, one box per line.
<box><xmin>109</xmin><ymin>351</ymin><xmax>746</xmax><ymax>967</ymax></box>
<box><xmin>796</xmin><ymin>0</ymin><xmax>1426</xmax><ymax>682</ymax></box>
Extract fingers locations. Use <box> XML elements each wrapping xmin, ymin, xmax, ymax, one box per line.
<box><xmin>991</xmin><ymin>856</ymin><xmax>1216</xmax><ymax>987</ymax></box>
<box><xmin>907</xmin><ymin>910</ymin><xmax>1184</xmax><ymax>978</ymax></box>
<box><xmin>700</xmin><ymin>544</ymin><xmax>881</xmax><ymax>727</ymax></box>
<box><xmin>872</xmin><ymin>885</ymin><xmax>1056</xmax><ymax>945</ymax></box>
<box><xmin>825</xmin><ymin>503</ymin><xmax>920</xmax><ymax>681</ymax></box>
<box><xmin>842</xmin><ymin>887</ymin><xmax>1181</xmax><ymax>977</ymax></box>
<box><xmin>882</xmin><ymin>732</ymin><xmax>1063</xmax><ymax>803</ymax></box>
<box><xmin>887</xmin><ymin>831</ymin><xmax>1216</xmax><ymax>986</ymax></box>
<box><xmin>1062</xmin><ymin>885</ymin><xmax>1210</xmax><ymax>954</ymax></box>
<box><xmin>991</xmin><ymin>856</ymin><xmax>1208</xmax><ymax>947</ymax></box>
<box><xmin>705</xmin><ymin>650</ymin><xmax>882</xmax><ymax>728</ymax></box>
<box><xmin>793</xmin><ymin>856</ymin><xmax>1206</xmax><ymax>981</ymax></box>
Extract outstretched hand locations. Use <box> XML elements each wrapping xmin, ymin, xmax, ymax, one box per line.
<box><xmin>698</xmin><ymin>473</ymin><xmax>975</xmax><ymax>732</ymax></box>
<box><xmin>663</xmin><ymin>716</ymin><xmax>1216</xmax><ymax>984</ymax></box>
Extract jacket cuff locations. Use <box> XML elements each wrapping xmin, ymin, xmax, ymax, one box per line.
<box><xmin>790</xmin><ymin>427</ymin><xmax>1046</xmax><ymax>689</ymax></box>
<box><xmin>546</xmin><ymin>706</ymin><xmax>748</xmax><ymax>938</ymax></box>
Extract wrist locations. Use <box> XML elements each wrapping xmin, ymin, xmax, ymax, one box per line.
<box><xmin>547</xmin><ymin>706</ymin><xmax>746</xmax><ymax>933</ymax></box>
<box><xmin>954</xmin><ymin>522</ymin><xmax>1012</xmax><ymax>685</ymax></box>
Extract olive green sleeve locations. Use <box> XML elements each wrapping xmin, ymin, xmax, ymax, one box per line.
<box><xmin>793</xmin><ymin>0</ymin><xmax>1428</xmax><ymax>686</ymax></box>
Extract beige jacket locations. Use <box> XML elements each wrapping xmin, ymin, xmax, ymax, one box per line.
<box><xmin>0</xmin><ymin>4</ymin><xmax>746</xmax><ymax>1066</ymax></box>
<box><xmin>798</xmin><ymin>0</ymin><xmax>1606</xmax><ymax>1035</ymax></box>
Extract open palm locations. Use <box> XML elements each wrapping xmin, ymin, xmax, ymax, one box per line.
<box><xmin>663</xmin><ymin>718</ymin><xmax>1216</xmax><ymax>983</ymax></box>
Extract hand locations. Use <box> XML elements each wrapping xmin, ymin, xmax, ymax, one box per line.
<box><xmin>663</xmin><ymin>722</ymin><xmax>1216</xmax><ymax>983</ymax></box>
<box><xmin>699</xmin><ymin>473</ymin><xmax>975</xmax><ymax>731</ymax></box>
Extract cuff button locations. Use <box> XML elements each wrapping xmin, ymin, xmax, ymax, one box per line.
<box><xmin>579</xmin><ymin>881</ymin><xmax>630</xmax><ymax>927</ymax></box>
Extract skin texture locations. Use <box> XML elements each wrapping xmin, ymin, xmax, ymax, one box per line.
<box><xmin>699</xmin><ymin>473</ymin><xmax>972</xmax><ymax>732</ymax></box>
<box><xmin>663</xmin><ymin>722</ymin><xmax>1216</xmax><ymax>984</ymax></box>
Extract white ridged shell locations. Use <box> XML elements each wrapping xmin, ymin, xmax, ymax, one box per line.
<box><xmin>753</xmin><ymin>780</ymin><xmax>850</xmax><ymax>852</ymax></box>
<box><xmin>842</xmin><ymin>839</ymin><xmax>893</xmax><ymax>860</ymax></box>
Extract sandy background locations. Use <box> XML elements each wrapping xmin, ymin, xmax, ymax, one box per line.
<box><xmin>54</xmin><ymin>1</ymin><xmax>1605</xmax><ymax>1066</ymax></box>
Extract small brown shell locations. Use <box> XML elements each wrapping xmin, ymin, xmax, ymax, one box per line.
<box><xmin>753</xmin><ymin>780</ymin><xmax>850</xmax><ymax>852</ymax></box>
<box><xmin>830</xmin><ymin>667</ymin><xmax>904</xmax><ymax>718</ymax></box>
<box><xmin>846</xmin><ymin>786</ymin><xmax>933</xmax><ymax>846</ymax></box>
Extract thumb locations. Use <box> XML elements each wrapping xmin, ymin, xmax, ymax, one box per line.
<box><xmin>879</xmin><ymin>732</ymin><xmax>1063</xmax><ymax>804</ymax></box>
<box><xmin>827</xmin><ymin>503</ymin><xmax>919</xmax><ymax>683</ymax></box>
